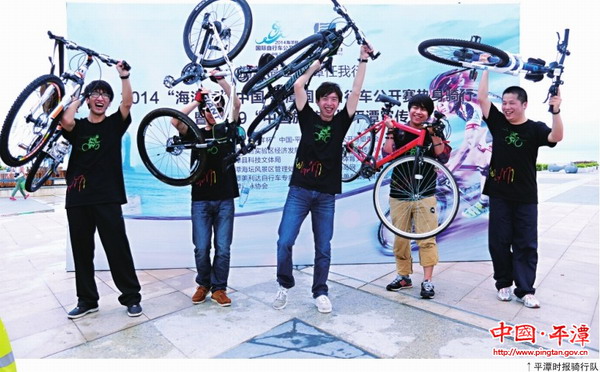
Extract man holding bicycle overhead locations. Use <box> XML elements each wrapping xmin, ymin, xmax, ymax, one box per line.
<box><xmin>478</xmin><ymin>68</ymin><xmax>563</xmax><ymax>309</ymax></box>
<box><xmin>171</xmin><ymin>69</ymin><xmax>241</xmax><ymax>307</ymax></box>
<box><xmin>383</xmin><ymin>94</ymin><xmax>451</xmax><ymax>299</ymax></box>
<box><xmin>273</xmin><ymin>43</ymin><xmax>373</xmax><ymax>314</ymax></box>
<box><xmin>60</xmin><ymin>61</ymin><xmax>143</xmax><ymax>319</ymax></box>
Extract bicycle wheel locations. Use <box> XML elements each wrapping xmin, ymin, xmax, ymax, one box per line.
<box><xmin>183</xmin><ymin>0</ymin><xmax>253</xmax><ymax>66</ymax></box>
<box><xmin>373</xmin><ymin>155</ymin><xmax>459</xmax><ymax>239</ymax></box>
<box><xmin>0</xmin><ymin>74</ymin><xmax>64</xmax><ymax>166</ymax></box>
<box><xmin>418</xmin><ymin>38</ymin><xmax>509</xmax><ymax>68</ymax></box>
<box><xmin>242</xmin><ymin>33</ymin><xmax>325</xmax><ymax>96</ymax></box>
<box><xmin>342</xmin><ymin>114</ymin><xmax>374</xmax><ymax>182</ymax></box>
<box><xmin>25</xmin><ymin>152</ymin><xmax>59</xmax><ymax>192</ymax></box>
<box><xmin>137</xmin><ymin>108</ymin><xmax>206</xmax><ymax>186</ymax></box>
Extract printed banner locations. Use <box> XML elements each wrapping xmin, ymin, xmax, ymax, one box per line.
<box><xmin>65</xmin><ymin>2</ymin><xmax>519</xmax><ymax>269</ymax></box>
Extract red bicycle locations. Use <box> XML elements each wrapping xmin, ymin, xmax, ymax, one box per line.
<box><xmin>342</xmin><ymin>94</ymin><xmax>459</xmax><ymax>239</ymax></box>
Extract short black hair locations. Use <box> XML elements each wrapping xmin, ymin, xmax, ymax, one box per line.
<box><xmin>503</xmin><ymin>86</ymin><xmax>528</xmax><ymax>103</ymax></box>
<box><xmin>316</xmin><ymin>82</ymin><xmax>342</xmax><ymax>101</ymax></box>
<box><xmin>83</xmin><ymin>80</ymin><xmax>114</xmax><ymax>102</ymax></box>
<box><xmin>408</xmin><ymin>94</ymin><xmax>434</xmax><ymax>116</ymax></box>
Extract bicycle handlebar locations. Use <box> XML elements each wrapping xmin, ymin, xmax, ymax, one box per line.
<box><xmin>48</xmin><ymin>31</ymin><xmax>131</xmax><ymax>71</ymax></box>
<box><xmin>330</xmin><ymin>0</ymin><xmax>380</xmax><ymax>60</ymax></box>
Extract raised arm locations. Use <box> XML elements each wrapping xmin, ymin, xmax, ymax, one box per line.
<box><xmin>346</xmin><ymin>44</ymin><xmax>372</xmax><ymax>117</ymax></box>
<box><xmin>293</xmin><ymin>60</ymin><xmax>322</xmax><ymax>111</ymax></box>
<box><xmin>547</xmin><ymin>89</ymin><xmax>563</xmax><ymax>143</ymax></box>
<box><xmin>477</xmin><ymin>69</ymin><xmax>492</xmax><ymax>118</ymax></box>
<box><xmin>60</xmin><ymin>96</ymin><xmax>80</xmax><ymax>132</ymax></box>
<box><xmin>117</xmin><ymin>61</ymin><xmax>133</xmax><ymax>120</ymax></box>
<box><xmin>171</xmin><ymin>89</ymin><xmax>205</xmax><ymax>135</ymax></box>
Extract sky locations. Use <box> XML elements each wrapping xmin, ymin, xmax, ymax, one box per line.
<box><xmin>0</xmin><ymin>1</ymin><xmax>598</xmax><ymax>371</ymax></box>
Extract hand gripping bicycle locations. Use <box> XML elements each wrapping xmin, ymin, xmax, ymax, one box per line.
<box><xmin>418</xmin><ymin>29</ymin><xmax>570</xmax><ymax>112</ymax></box>
<box><xmin>0</xmin><ymin>31</ymin><xmax>130</xmax><ymax>191</ymax></box>
<box><xmin>342</xmin><ymin>94</ymin><xmax>459</xmax><ymax>239</ymax></box>
<box><xmin>137</xmin><ymin>0</ymin><xmax>251</xmax><ymax>186</ymax></box>
<box><xmin>227</xmin><ymin>0</ymin><xmax>380</xmax><ymax>163</ymax></box>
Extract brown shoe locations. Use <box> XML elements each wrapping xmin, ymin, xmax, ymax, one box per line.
<box><xmin>211</xmin><ymin>289</ymin><xmax>231</xmax><ymax>307</ymax></box>
<box><xmin>192</xmin><ymin>286</ymin><xmax>209</xmax><ymax>304</ymax></box>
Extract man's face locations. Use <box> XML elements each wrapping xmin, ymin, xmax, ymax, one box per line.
<box><xmin>202</xmin><ymin>106</ymin><xmax>224</xmax><ymax>127</ymax></box>
<box><xmin>408</xmin><ymin>105</ymin><xmax>430</xmax><ymax>126</ymax></box>
<box><xmin>501</xmin><ymin>93</ymin><xmax>527</xmax><ymax>123</ymax></box>
<box><xmin>86</xmin><ymin>90</ymin><xmax>111</xmax><ymax>115</ymax></box>
<box><xmin>317</xmin><ymin>92</ymin><xmax>340</xmax><ymax>121</ymax></box>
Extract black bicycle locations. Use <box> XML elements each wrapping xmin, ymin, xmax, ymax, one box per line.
<box><xmin>227</xmin><ymin>0</ymin><xmax>379</xmax><ymax>162</ymax></box>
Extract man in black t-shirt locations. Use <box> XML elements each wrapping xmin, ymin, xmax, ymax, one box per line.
<box><xmin>60</xmin><ymin>62</ymin><xmax>143</xmax><ymax>319</ymax></box>
<box><xmin>171</xmin><ymin>70</ymin><xmax>241</xmax><ymax>307</ymax></box>
<box><xmin>383</xmin><ymin>94</ymin><xmax>451</xmax><ymax>300</ymax></box>
<box><xmin>478</xmin><ymin>69</ymin><xmax>563</xmax><ymax>309</ymax></box>
<box><xmin>272</xmin><ymin>44</ymin><xmax>373</xmax><ymax>314</ymax></box>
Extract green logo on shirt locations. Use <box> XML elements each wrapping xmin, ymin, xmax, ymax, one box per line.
<box><xmin>82</xmin><ymin>135</ymin><xmax>101</xmax><ymax>151</ymax></box>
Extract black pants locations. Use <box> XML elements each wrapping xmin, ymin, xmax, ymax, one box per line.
<box><xmin>488</xmin><ymin>197</ymin><xmax>538</xmax><ymax>298</ymax></box>
<box><xmin>67</xmin><ymin>203</ymin><xmax>141</xmax><ymax>307</ymax></box>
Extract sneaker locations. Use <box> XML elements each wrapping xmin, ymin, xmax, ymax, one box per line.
<box><xmin>462</xmin><ymin>201</ymin><xmax>489</xmax><ymax>218</ymax></box>
<box><xmin>192</xmin><ymin>286</ymin><xmax>209</xmax><ymax>304</ymax></box>
<box><xmin>272</xmin><ymin>285</ymin><xmax>288</xmax><ymax>310</ymax></box>
<box><xmin>9</xmin><ymin>196</ymin><xmax>16</xmax><ymax>201</ymax></box>
<box><xmin>497</xmin><ymin>287</ymin><xmax>512</xmax><ymax>301</ymax></box>
<box><xmin>420</xmin><ymin>280</ymin><xmax>435</xmax><ymax>299</ymax></box>
<box><xmin>386</xmin><ymin>275</ymin><xmax>412</xmax><ymax>291</ymax></box>
<box><xmin>127</xmin><ymin>303</ymin><xmax>143</xmax><ymax>317</ymax></box>
<box><xmin>517</xmin><ymin>294</ymin><xmax>540</xmax><ymax>309</ymax></box>
<box><xmin>24</xmin><ymin>194</ymin><xmax>30</xmax><ymax>199</ymax></box>
<box><xmin>67</xmin><ymin>305</ymin><xmax>99</xmax><ymax>319</ymax></box>
<box><xmin>211</xmin><ymin>290</ymin><xmax>232</xmax><ymax>307</ymax></box>
<box><xmin>315</xmin><ymin>295</ymin><xmax>332</xmax><ymax>313</ymax></box>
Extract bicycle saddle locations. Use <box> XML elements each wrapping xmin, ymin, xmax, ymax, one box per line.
<box><xmin>375</xmin><ymin>94</ymin><xmax>401</xmax><ymax>106</ymax></box>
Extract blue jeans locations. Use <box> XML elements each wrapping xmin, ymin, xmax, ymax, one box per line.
<box><xmin>277</xmin><ymin>186</ymin><xmax>335</xmax><ymax>298</ymax></box>
<box><xmin>192</xmin><ymin>199</ymin><xmax>234</xmax><ymax>291</ymax></box>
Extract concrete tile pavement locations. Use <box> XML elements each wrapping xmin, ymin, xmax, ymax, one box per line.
<box><xmin>0</xmin><ymin>171</ymin><xmax>598</xmax><ymax>370</ymax></box>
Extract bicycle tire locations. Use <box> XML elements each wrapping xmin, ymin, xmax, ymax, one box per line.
<box><xmin>25</xmin><ymin>151</ymin><xmax>59</xmax><ymax>192</ymax></box>
<box><xmin>373</xmin><ymin>156</ymin><xmax>459</xmax><ymax>239</ymax></box>
<box><xmin>342</xmin><ymin>114</ymin><xmax>374</xmax><ymax>182</ymax></box>
<box><xmin>183</xmin><ymin>0</ymin><xmax>253</xmax><ymax>66</ymax></box>
<box><xmin>242</xmin><ymin>33</ymin><xmax>325</xmax><ymax>96</ymax></box>
<box><xmin>0</xmin><ymin>74</ymin><xmax>64</xmax><ymax>166</ymax></box>
<box><xmin>137</xmin><ymin>108</ymin><xmax>206</xmax><ymax>186</ymax></box>
<box><xmin>418</xmin><ymin>38</ymin><xmax>510</xmax><ymax>68</ymax></box>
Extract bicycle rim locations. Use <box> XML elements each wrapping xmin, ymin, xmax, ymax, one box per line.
<box><xmin>373</xmin><ymin>156</ymin><xmax>459</xmax><ymax>239</ymax></box>
<box><xmin>0</xmin><ymin>74</ymin><xmax>63</xmax><ymax>166</ymax></box>
<box><xmin>242</xmin><ymin>33</ymin><xmax>325</xmax><ymax>96</ymax></box>
<box><xmin>418</xmin><ymin>38</ymin><xmax>509</xmax><ymax>68</ymax></box>
<box><xmin>183</xmin><ymin>0</ymin><xmax>253</xmax><ymax>66</ymax></box>
<box><xmin>342</xmin><ymin>114</ymin><xmax>374</xmax><ymax>182</ymax></box>
<box><xmin>137</xmin><ymin>108</ymin><xmax>206</xmax><ymax>186</ymax></box>
<box><xmin>25</xmin><ymin>152</ymin><xmax>58</xmax><ymax>192</ymax></box>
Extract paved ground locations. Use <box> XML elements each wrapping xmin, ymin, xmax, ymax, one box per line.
<box><xmin>0</xmin><ymin>171</ymin><xmax>598</xmax><ymax>371</ymax></box>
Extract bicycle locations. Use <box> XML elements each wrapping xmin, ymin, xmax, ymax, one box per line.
<box><xmin>226</xmin><ymin>0</ymin><xmax>379</xmax><ymax>162</ymax></box>
<box><xmin>0</xmin><ymin>31</ymin><xmax>131</xmax><ymax>192</ymax></box>
<box><xmin>342</xmin><ymin>93</ymin><xmax>459</xmax><ymax>240</ymax></box>
<box><xmin>136</xmin><ymin>0</ymin><xmax>252</xmax><ymax>186</ymax></box>
<box><xmin>418</xmin><ymin>29</ymin><xmax>570</xmax><ymax>112</ymax></box>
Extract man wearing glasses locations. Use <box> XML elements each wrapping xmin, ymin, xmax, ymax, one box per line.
<box><xmin>60</xmin><ymin>62</ymin><xmax>143</xmax><ymax>319</ymax></box>
<box><xmin>171</xmin><ymin>69</ymin><xmax>242</xmax><ymax>307</ymax></box>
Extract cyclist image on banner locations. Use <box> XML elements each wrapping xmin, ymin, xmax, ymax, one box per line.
<box><xmin>170</xmin><ymin>69</ymin><xmax>242</xmax><ymax>307</ymax></box>
<box><xmin>382</xmin><ymin>94</ymin><xmax>451</xmax><ymax>299</ymax></box>
<box><xmin>273</xmin><ymin>43</ymin><xmax>373</xmax><ymax>314</ymax></box>
<box><xmin>429</xmin><ymin>69</ymin><xmax>492</xmax><ymax>219</ymax></box>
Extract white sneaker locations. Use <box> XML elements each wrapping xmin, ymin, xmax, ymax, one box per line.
<box><xmin>497</xmin><ymin>287</ymin><xmax>512</xmax><ymax>301</ymax></box>
<box><xmin>315</xmin><ymin>295</ymin><xmax>332</xmax><ymax>313</ymax></box>
<box><xmin>517</xmin><ymin>294</ymin><xmax>540</xmax><ymax>308</ymax></box>
<box><xmin>272</xmin><ymin>286</ymin><xmax>288</xmax><ymax>310</ymax></box>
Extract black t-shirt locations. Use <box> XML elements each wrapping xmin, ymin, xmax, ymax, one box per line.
<box><xmin>62</xmin><ymin>109</ymin><xmax>130</xmax><ymax>208</ymax></box>
<box><xmin>191</xmin><ymin>126</ymin><xmax>239</xmax><ymax>201</ymax></box>
<box><xmin>290</xmin><ymin>103</ymin><xmax>353</xmax><ymax>195</ymax></box>
<box><xmin>389</xmin><ymin>127</ymin><xmax>443</xmax><ymax>199</ymax></box>
<box><xmin>483</xmin><ymin>104</ymin><xmax>555</xmax><ymax>203</ymax></box>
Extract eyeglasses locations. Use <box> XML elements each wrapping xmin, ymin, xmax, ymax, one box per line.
<box><xmin>89</xmin><ymin>92</ymin><xmax>111</xmax><ymax>99</ymax></box>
